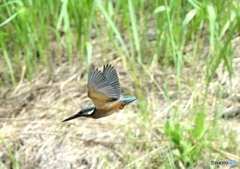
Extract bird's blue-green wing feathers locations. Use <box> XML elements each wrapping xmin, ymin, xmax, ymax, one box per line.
<box><xmin>88</xmin><ymin>67</ymin><xmax>118</xmax><ymax>101</ymax></box>
<box><xmin>103</xmin><ymin>64</ymin><xmax>121</xmax><ymax>99</ymax></box>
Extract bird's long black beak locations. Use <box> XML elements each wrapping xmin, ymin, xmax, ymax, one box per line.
<box><xmin>62</xmin><ymin>107</ymin><xmax>96</xmax><ymax>122</ymax></box>
<box><xmin>62</xmin><ymin>113</ymin><xmax>80</xmax><ymax>122</ymax></box>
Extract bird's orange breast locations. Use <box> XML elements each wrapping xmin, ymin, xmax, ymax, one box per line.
<box><xmin>92</xmin><ymin>101</ymin><xmax>123</xmax><ymax>118</ymax></box>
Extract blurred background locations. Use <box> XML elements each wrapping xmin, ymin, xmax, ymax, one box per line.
<box><xmin>0</xmin><ymin>0</ymin><xmax>240</xmax><ymax>168</ymax></box>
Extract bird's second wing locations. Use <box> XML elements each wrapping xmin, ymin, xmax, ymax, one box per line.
<box><xmin>88</xmin><ymin>68</ymin><xmax>118</xmax><ymax>109</ymax></box>
<box><xmin>103</xmin><ymin>64</ymin><xmax>121</xmax><ymax>99</ymax></box>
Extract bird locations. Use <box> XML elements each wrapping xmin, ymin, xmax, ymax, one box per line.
<box><xmin>62</xmin><ymin>64</ymin><xmax>137</xmax><ymax>122</ymax></box>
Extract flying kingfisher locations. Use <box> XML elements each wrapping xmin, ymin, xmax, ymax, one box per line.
<box><xmin>62</xmin><ymin>64</ymin><xmax>137</xmax><ymax>122</ymax></box>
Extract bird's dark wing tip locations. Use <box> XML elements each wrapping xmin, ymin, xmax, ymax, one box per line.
<box><xmin>109</xmin><ymin>97</ymin><xmax>118</xmax><ymax>102</ymax></box>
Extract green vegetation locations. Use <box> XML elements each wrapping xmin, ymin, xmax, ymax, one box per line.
<box><xmin>0</xmin><ymin>0</ymin><xmax>240</xmax><ymax>168</ymax></box>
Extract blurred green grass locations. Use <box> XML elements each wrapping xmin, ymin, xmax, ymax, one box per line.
<box><xmin>0</xmin><ymin>0</ymin><xmax>240</xmax><ymax>168</ymax></box>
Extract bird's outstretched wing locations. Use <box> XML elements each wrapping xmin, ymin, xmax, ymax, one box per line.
<box><xmin>88</xmin><ymin>66</ymin><xmax>119</xmax><ymax>109</ymax></box>
<box><xmin>103</xmin><ymin>64</ymin><xmax>121</xmax><ymax>99</ymax></box>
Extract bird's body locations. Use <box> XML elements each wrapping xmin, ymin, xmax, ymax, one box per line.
<box><xmin>62</xmin><ymin>64</ymin><xmax>137</xmax><ymax>122</ymax></box>
<box><xmin>93</xmin><ymin>101</ymin><xmax>121</xmax><ymax>118</ymax></box>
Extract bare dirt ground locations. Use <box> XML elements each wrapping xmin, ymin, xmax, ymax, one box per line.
<box><xmin>0</xmin><ymin>37</ymin><xmax>240</xmax><ymax>168</ymax></box>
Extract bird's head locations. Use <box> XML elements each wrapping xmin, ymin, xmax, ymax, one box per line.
<box><xmin>62</xmin><ymin>106</ymin><xmax>96</xmax><ymax>122</ymax></box>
